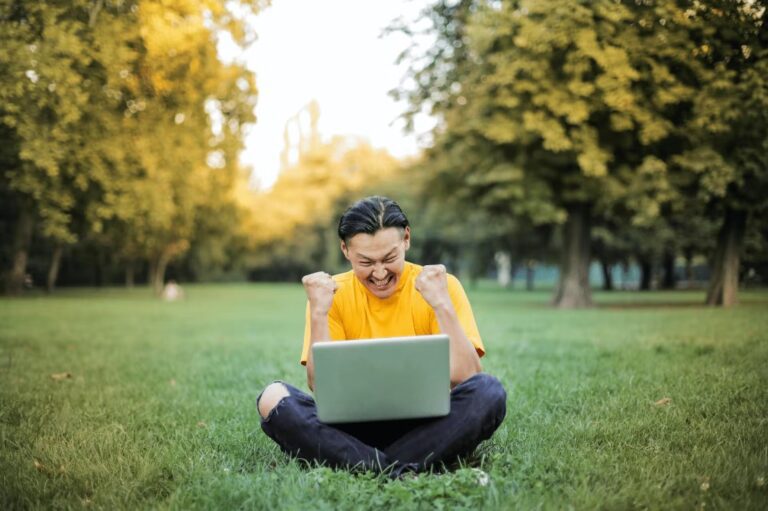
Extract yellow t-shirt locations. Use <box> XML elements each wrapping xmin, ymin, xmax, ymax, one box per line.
<box><xmin>300</xmin><ymin>261</ymin><xmax>485</xmax><ymax>365</ymax></box>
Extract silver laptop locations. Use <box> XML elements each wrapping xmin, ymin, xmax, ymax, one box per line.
<box><xmin>312</xmin><ymin>334</ymin><xmax>450</xmax><ymax>423</ymax></box>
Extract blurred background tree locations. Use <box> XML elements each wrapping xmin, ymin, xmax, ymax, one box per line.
<box><xmin>1</xmin><ymin>0</ymin><xmax>765</xmax><ymax>306</ymax></box>
<box><xmin>0</xmin><ymin>0</ymin><xmax>262</xmax><ymax>294</ymax></box>
<box><xmin>673</xmin><ymin>0</ymin><xmax>768</xmax><ymax>305</ymax></box>
<box><xmin>392</xmin><ymin>0</ymin><xmax>767</xmax><ymax>308</ymax></box>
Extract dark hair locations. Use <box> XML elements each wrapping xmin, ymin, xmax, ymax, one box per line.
<box><xmin>338</xmin><ymin>196</ymin><xmax>409</xmax><ymax>243</ymax></box>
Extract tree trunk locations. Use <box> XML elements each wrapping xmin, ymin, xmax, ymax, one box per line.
<box><xmin>600</xmin><ymin>259</ymin><xmax>614</xmax><ymax>291</ymax></box>
<box><xmin>684</xmin><ymin>248</ymin><xmax>694</xmax><ymax>286</ymax></box>
<box><xmin>639</xmin><ymin>257</ymin><xmax>653</xmax><ymax>291</ymax></box>
<box><xmin>125</xmin><ymin>261</ymin><xmax>135</xmax><ymax>288</ymax></box>
<box><xmin>706</xmin><ymin>207</ymin><xmax>747</xmax><ymax>307</ymax></box>
<box><xmin>509</xmin><ymin>263</ymin><xmax>518</xmax><ymax>290</ymax></box>
<box><xmin>4</xmin><ymin>205</ymin><xmax>34</xmax><ymax>295</ymax></box>
<box><xmin>46</xmin><ymin>245</ymin><xmax>63</xmax><ymax>293</ymax></box>
<box><xmin>620</xmin><ymin>261</ymin><xmax>630</xmax><ymax>290</ymax></box>
<box><xmin>553</xmin><ymin>203</ymin><xmax>592</xmax><ymax>308</ymax></box>
<box><xmin>95</xmin><ymin>249</ymin><xmax>109</xmax><ymax>286</ymax></box>
<box><xmin>661</xmin><ymin>251</ymin><xmax>676</xmax><ymax>290</ymax></box>
<box><xmin>525</xmin><ymin>260</ymin><xmax>535</xmax><ymax>291</ymax></box>
<box><xmin>153</xmin><ymin>251</ymin><xmax>172</xmax><ymax>295</ymax></box>
<box><xmin>148</xmin><ymin>258</ymin><xmax>157</xmax><ymax>292</ymax></box>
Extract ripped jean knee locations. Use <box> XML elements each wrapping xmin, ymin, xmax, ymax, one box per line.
<box><xmin>257</xmin><ymin>380</ymin><xmax>290</xmax><ymax>421</ymax></box>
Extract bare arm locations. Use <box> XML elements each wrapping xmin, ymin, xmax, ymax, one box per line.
<box><xmin>432</xmin><ymin>301</ymin><xmax>482</xmax><ymax>387</ymax></box>
<box><xmin>305</xmin><ymin>311</ymin><xmax>330</xmax><ymax>391</ymax></box>
<box><xmin>415</xmin><ymin>265</ymin><xmax>482</xmax><ymax>387</ymax></box>
<box><xmin>301</xmin><ymin>271</ymin><xmax>338</xmax><ymax>391</ymax></box>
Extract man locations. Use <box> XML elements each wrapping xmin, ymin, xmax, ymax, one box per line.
<box><xmin>256</xmin><ymin>196</ymin><xmax>506</xmax><ymax>477</ymax></box>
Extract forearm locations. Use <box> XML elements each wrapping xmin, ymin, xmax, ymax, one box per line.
<box><xmin>432</xmin><ymin>302</ymin><xmax>482</xmax><ymax>387</ymax></box>
<box><xmin>306</xmin><ymin>311</ymin><xmax>331</xmax><ymax>391</ymax></box>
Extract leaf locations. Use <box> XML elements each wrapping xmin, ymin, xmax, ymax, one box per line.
<box><xmin>196</xmin><ymin>421</ymin><xmax>207</xmax><ymax>428</ymax></box>
<box><xmin>654</xmin><ymin>397</ymin><xmax>672</xmax><ymax>406</ymax></box>
<box><xmin>33</xmin><ymin>460</ymin><xmax>47</xmax><ymax>472</ymax></box>
<box><xmin>50</xmin><ymin>372</ymin><xmax>72</xmax><ymax>381</ymax></box>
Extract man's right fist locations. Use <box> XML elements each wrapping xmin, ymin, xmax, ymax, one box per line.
<box><xmin>301</xmin><ymin>271</ymin><xmax>338</xmax><ymax>315</ymax></box>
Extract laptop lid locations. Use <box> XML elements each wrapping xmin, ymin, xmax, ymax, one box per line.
<box><xmin>312</xmin><ymin>334</ymin><xmax>450</xmax><ymax>423</ymax></box>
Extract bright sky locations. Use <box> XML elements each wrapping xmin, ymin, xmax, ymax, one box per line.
<box><xmin>224</xmin><ymin>0</ymin><xmax>434</xmax><ymax>189</ymax></box>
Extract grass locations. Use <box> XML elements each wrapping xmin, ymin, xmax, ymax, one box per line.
<box><xmin>1</xmin><ymin>283</ymin><xmax>767</xmax><ymax>510</ymax></box>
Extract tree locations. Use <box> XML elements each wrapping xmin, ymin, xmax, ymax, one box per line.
<box><xmin>100</xmin><ymin>0</ymin><xmax>259</xmax><ymax>294</ymax></box>
<box><xmin>741</xmin><ymin>213</ymin><xmax>768</xmax><ymax>287</ymax></box>
<box><xmin>0</xmin><ymin>0</ymin><xmax>262</xmax><ymax>293</ymax></box>
<box><xmin>673</xmin><ymin>1</ymin><xmax>768</xmax><ymax>306</ymax></box>
<box><xmin>396</xmin><ymin>0</ymin><xmax>703</xmax><ymax>307</ymax></box>
<box><xmin>0</xmin><ymin>1</ymin><xmax>102</xmax><ymax>293</ymax></box>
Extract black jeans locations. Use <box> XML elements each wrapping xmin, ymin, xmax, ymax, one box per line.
<box><xmin>257</xmin><ymin>373</ymin><xmax>507</xmax><ymax>477</ymax></box>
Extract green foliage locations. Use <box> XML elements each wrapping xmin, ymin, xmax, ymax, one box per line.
<box><xmin>676</xmin><ymin>1</ymin><xmax>768</xmax><ymax>210</ymax></box>
<box><xmin>1</xmin><ymin>285</ymin><xmax>767</xmax><ymax>509</ymax></box>
<box><xmin>395</xmin><ymin>0</ymin><xmax>768</xmax><ymax>305</ymax></box>
<box><xmin>0</xmin><ymin>1</ymin><xmax>98</xmax><ymax>244</ymax></box>
<box><xmin>400</xmin><ymin>1</ymin><xmax>700</xmax><ymax>225</ymax></box>
<box><xmin>0</xmin><ymin>0</ymin><xmax>264</xmax><ymax>290</ymax></box>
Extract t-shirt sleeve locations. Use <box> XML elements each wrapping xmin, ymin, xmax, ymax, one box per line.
<box><xmin>300</xmin><ymin>301</ymin><xmax>346</xmax><ymax>365</ymax></box>
<box><xmin>432</xmin><ymin>275</ymin><xmax>486</xmax><ymax>358</ymax></box>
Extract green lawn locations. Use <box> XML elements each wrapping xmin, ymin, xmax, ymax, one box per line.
<box><xmin>1</xmin><ymin>284</ymin><xmax>767</xmax><ymax>510</ymax></box>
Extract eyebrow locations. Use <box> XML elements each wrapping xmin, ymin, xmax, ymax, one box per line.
<box><xmin>358</xmin><ymin>248</ymin><xmax>398</xmax><ymax>261</ymax></box>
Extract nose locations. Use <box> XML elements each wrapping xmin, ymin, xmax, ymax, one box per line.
<box><xmin>372</xmin><ymin>264</ymin><xmax>387</xmax><ymax>280</ymax></box>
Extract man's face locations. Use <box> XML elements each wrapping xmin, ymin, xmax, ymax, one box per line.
<box><xmin>341</xmin><ymin>226</ymin><xmax>411</xmax><ymax>299</ymax></box>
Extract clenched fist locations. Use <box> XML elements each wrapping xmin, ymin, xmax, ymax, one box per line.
<box><xmin>302</xmin><ymin>271</ymin><xmax>338</xmax><ymax>316</ymax></box>
<box><xmin>415</xmin><ymin>264</ymin><xmax>451</xmax><ymax>309</ymax></box>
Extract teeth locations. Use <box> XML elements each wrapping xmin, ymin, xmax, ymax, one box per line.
<box><xmin>372</xmin><ymin>276</ymin><xmax>391</xmax><ymax>288</ymax></box>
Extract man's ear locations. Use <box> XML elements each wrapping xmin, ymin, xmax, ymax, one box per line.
<box><xmin>403</xmin><ymin>226</ymin><xmax>411</xmax><ymax>251</ymax></box>
<box><xmin>340</xmin><ymin>240</ymin><xmax>350</xmax><ymax>260</ymax></box>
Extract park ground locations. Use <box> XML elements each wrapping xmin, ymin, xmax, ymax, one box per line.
<box><xmin>1</xmin><ymin>284</ymin><xmax>767</xmax><ymax>510</ymax></box>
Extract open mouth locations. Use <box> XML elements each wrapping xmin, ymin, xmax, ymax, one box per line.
<box><xmin>369</xmin><ymin>274</ymin><xmax>395</xmax><ymax>291</ymax></box>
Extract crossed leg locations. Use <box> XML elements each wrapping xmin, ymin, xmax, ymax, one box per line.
<box><xmin>384</xmin><ymin>373</ymin><xmax>507</xmax><ymax>470</ymax></box>
<box><xmin>256</xmin><ymin>381</ymin><xmax>392</xmax><ymax>473</ymax></box>
<box><xmin>255</xmin><ymin>374</ymin><xmax>506</xmax><ymax>475</ymax></box>
<box><xmin>258</xmin><ymin>382</ymin><xmax>290</xmax><ymax>419</ymax></box>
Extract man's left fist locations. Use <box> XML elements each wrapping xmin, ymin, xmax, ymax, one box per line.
<box><xmin>415</xmin><ymin>264</ymin><xmax>451</xmax><ymax>309</ymax></box>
